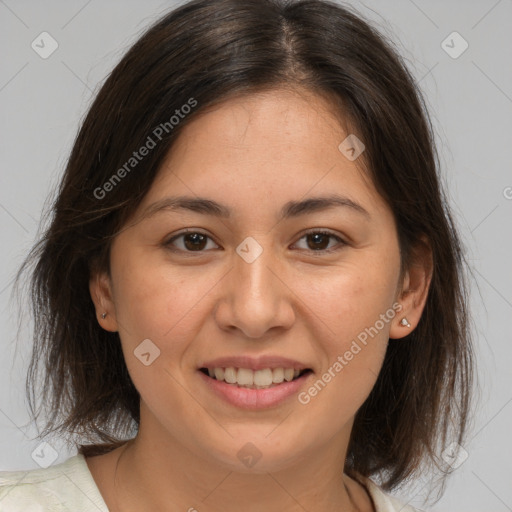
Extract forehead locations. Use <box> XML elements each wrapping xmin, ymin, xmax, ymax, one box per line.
<box><xmin>169</xmin><ymin>87</ymin><xmax>351</xmax><ymax>158</ymax></box>
<box><xmin>138</xmin><ymin>87</ymin><xmax>388</xmax><ymax>221</ymax></box>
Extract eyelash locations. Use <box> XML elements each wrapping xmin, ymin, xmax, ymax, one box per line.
<box><xmin>164</xmin><ymin>229</ymin><xmax>347</xmax><ymax>255</ymax></box>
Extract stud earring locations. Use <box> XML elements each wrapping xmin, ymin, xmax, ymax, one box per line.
<box><xmin>101</xmin><ymin>312</ymin><xmax>107</xmax><ymax>319</ymax></box>
<box><xmin>399</xmin><ymin>317</ymin><xmax>411</xmax><ymax>328</ymax></box>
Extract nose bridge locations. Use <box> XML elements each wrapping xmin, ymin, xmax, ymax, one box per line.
<box><xmin>218</xmin><ymin>235</ymin><xmax>294</xmax><ymax>337</ymax></box>
<box><xmin>234</xmin><ymin>235</ymin><xmax>278</xmax><ymax>306</ymax></box>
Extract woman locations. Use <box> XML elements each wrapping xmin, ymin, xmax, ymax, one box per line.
<box><xmin>0</xmin><ymin>0</ymin><xmax>474</xmax><ymax>510</ymax></box>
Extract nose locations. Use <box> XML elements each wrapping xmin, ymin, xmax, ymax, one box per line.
<box><xmin>214</xmin><ymin>239</ymin><xmax>296</xmax><ymax>339</ymax></box>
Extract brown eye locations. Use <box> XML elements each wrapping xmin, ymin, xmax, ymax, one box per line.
<box><xmin>293</xmin><ymin>231</ymin><xmax>346</xmax><ymax>252</ymax></box>
<box><xmin>165</xmin><ymin>229</ymin><xmax>346</xmax><ymax>255</ymax></box>
<box><xmin>306</xmin><ymin>232</ymin><xmax>331</xmax><ymax>251</ymax></box>
<box><xmin>182</xmin><ymin>233</ymin><xmax>207</xmax><ymax>251</ymax></box>
<box><xmin>166</xmin><ymin>231</ymin><xmax>218</xmax><ymax>252</ymax></box>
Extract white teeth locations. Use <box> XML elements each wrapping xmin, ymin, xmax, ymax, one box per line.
<box><xmin>272</xmin><ymin>368</ymin><xmax>284</xmax><ymax>383</ymax></box>
<box><xmin>253</xmin><ymin>368</ymin><xmax>273</xmax><ymax>387</ymax></box>
<box><xmin>224</xmin><ymin>367</ymin><xmax>237</xmax><ymax>384</ymax></box>
<box><xmin>205</xmin><ymin>366</ymin><xmax>306</xmax><ymax>388</ymax></box>
<box><xmin>237</xmin><ymin>368</ymin><xmax>254</xmax><ymax>386</ymax></box>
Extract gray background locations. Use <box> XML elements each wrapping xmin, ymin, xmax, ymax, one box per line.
<box><xmin>0</xmin><ymin>1</ymin><xmax>511</xmax><ymax>511</ymax></box>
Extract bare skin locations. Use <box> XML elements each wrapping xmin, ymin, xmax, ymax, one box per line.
<box><xmin>88</xmin><ymin>86</ymin><xmax>432</xmax><ymax>511</ymax></box>
<box><xmin>86</xmin><ymin>439</ymin><xmax>375</xmax><ymax>511</ymax></box>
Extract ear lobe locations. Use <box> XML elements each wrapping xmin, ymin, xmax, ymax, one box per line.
<box><xmin>389</xmin><ymin>236</ymin><xmax>433</xmax><ymax>340</ymax></box>
<box><xmin>89</xmin><ymin>271</ymin><xmax>118</xmax><ymax>332</ymax></box>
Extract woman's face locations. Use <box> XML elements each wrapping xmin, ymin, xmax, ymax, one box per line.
<box><xmin>93</xmin><ymin>87</ymin><xmax>409</xmax><ymax>472</ymax></box>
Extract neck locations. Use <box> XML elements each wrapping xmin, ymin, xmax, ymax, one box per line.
<box><xmin>105</xmin><ymin>418</ymin><xmax>370</xmax><ymax>512</ymax></box>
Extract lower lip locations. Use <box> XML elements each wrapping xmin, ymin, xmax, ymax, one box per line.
<box><xmin>198</xmin><ymin>370</ymin><xmax>313</xmax><ymax>410</ymax></box>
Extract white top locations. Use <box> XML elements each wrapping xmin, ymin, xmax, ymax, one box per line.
<box><xmin>0</xmin><ymin>453</ymin><xmax>419</xmax><ymax>511</ymax></box>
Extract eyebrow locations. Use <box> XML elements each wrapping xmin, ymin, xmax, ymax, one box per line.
<box><xmin>140</xmin><ymin>194</ymin><xmax>371</xmax><ymax>221</ymax></box>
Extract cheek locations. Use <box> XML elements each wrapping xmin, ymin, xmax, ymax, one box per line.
<box><xmin>295</xmin><ymin>252</ymin><xmax>400</xmax><ymax>412</ymax></box>
<box><xmin>294</xmin><ymin>267</ymin><xmax>395</xmax><ymax>424</ymax></box>
<box><xmin>296</xmin><ymin>258</ymin><xmax>398</xmax><ymax>343</ymax></box>
<box><xmin>110</xmin><ymin>254</ymin><xmax>216</xmax><ymax>413</ymax></box>
<box><xmin>111</xmin><ymin>249</ymin><xmax>223</xmax><ymax>361</ymax></box>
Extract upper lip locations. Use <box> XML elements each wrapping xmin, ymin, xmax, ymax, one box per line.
<box><xmin>199</xmin><ymin>355</ymin><xmax>312</xmax><ymax>372</ymax></box>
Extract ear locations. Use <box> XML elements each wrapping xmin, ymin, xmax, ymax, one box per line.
<box><xmin>389</xmin><ymin>235</ymin><xmax>433</xmax><ymax>340</ymax></box>
<box><xmin>89</xmin><ymin>269</ymin><xmax>119</xmax><ymax>332</ymax></box>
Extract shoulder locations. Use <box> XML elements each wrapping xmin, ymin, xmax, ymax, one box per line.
<box><xmin>0</xmin><ymin>453</ymin><xmax>108</xmax><ymax>512</ymax></box>
<box><xmin>359</xmin><ymin>476</ymin><xmax>422</xmax><ymax>512</ymax></box>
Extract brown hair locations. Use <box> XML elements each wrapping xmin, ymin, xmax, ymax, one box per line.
<box><xmin>14</xmin><ymin>0</ymin><xmax>474</xmax><ymax>496</ymax></box>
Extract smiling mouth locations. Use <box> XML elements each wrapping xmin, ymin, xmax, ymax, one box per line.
<box><xmin>199</xmin><ymin>367</ymin><xmax>313</xmax><ymax>389</ymax></box>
